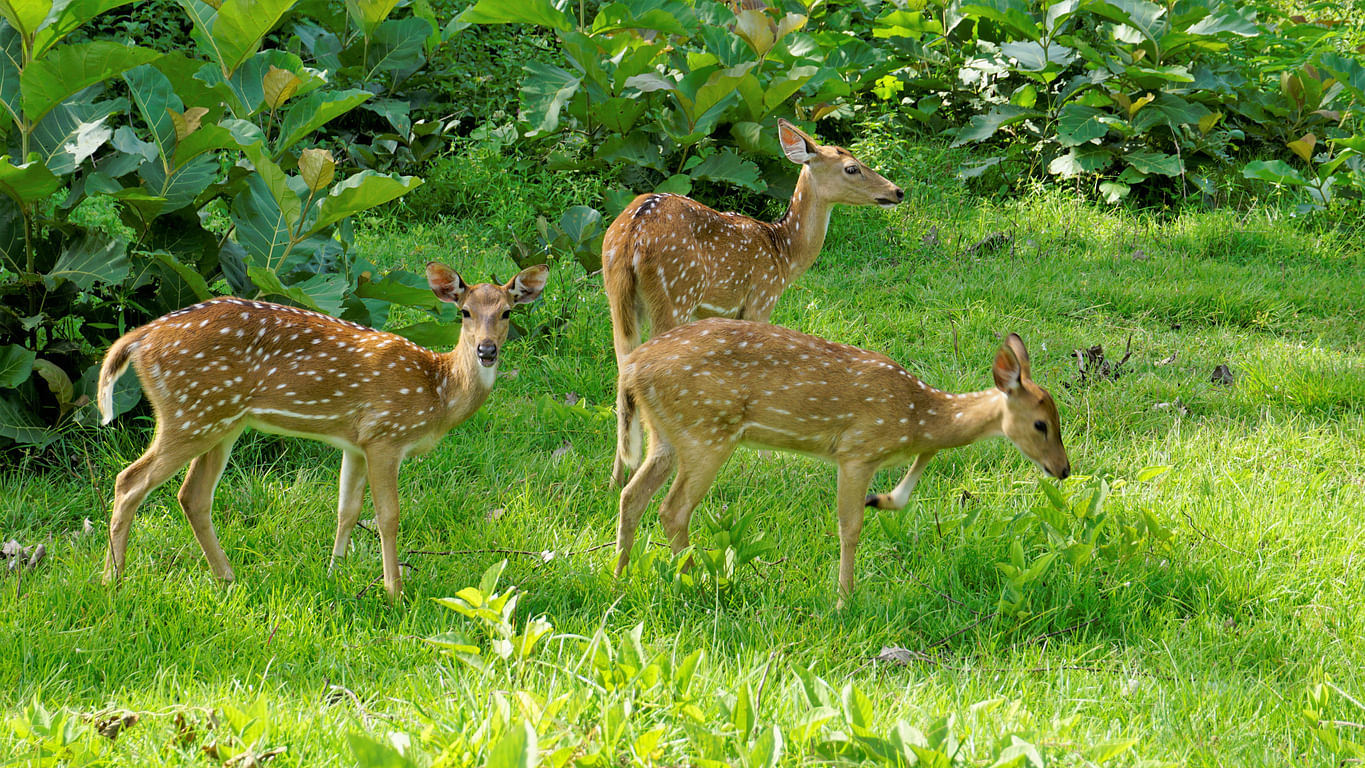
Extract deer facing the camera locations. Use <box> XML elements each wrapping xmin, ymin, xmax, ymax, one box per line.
<box><xmin>613</xmin><ymin>319</ymin><xmax>1070</xmax><ymax>606</ymax></box>
<box><xmin>96</xmin><ymin>263</ymin><xmax>548</xmax><ymax>601</ymax></box>
<box><xmin>603</xmin><ymin>118</ymin><xmax>903</xmax><ymax>485</ymax></box>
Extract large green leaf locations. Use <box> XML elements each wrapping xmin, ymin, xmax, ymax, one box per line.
<box><xmin>247</xmin><ymin>264</ymin><xmax>326</xmax><ymax>311</ymax></box>
<box><xmin>1087</xmin><ymin>0</ymin><xmax>1163</xmax><ymax>47</ymax></box>
<box><xmin>193</xmin><ymin>49</ymin><xmax>310</xmax><ymax>118</ymax></box>
<box><xmin>595</xmin><ymin>131</ymin><xmax>664</xmax><ymax>170</ymax></box>
<box><xmin>32</xmin><ymin>0</ymin><xmax>139</xmax><ymax>57</ymax></box>
<box><xmin>960</xmin><ymin>2</ymin><xmax>1041</xmax><ymax>42</ymax></box>
<box><xmin>520</xmin><ymin>60</ymin><xmax>580</xmax><ymax>135</ymax></box>
<box><xmin>0</xmin><ymin>344</ymin><xmax>35</xmax><ymax>388</ymax></box>
<box><xmin>173</xmin><ymin>122</ymin><xmax>237</xmax><ymax>166</ymax></box>
<box><xmin>44</xmin><ymin>233</ymin><xmax>129</xmax><ymax>290</ymax></box>
<box><xmin>346</xmin><ymin>732</ymin><xmax>419</xmax><ymax>768</ymax></box>
<box><xmin>0</xmin><ymin>25</ymin><xmax>23</xmax><ymax>129</ymax></box>
<box><xmin>345</xmin><ymin>0</ymin><xmax>400</xmax><ymax>37</ymax></box>
<box><xmin>485</xmin><ymin>721</ymin><xmax>537</xmax><ymax>768</ymax></box>
<box><xmin>1130</xmin><ymin>92</ymin><xmax>1209</xmax><ymax>132</ymax></box>
<box><xmin>1001</xmin><ymin>40</ymin><xmax>1076</xmax><ymax>71</ymax></box>
<box><xmin>1186</xmin><ymin>5</ymin><xmax>1257</xmax><ymax>37</ymax></box>
<box><xmin>762</xmin><ymin>65</ymin><xmax>818</xmax><ymax>115</ymax></box>
<box><xmin>123</xmin><ymin>63</ymin><xmax>183</xmax><ymax>165</ymax></box>
<box><xmin>306</xmin><ymin>171</ymin><xmax>422</xmax><ymax>236</ymax></box>
<box><xmin>1242</xmin><ymin>160</ymin><xmax>1307</xmax><ymax>186</ymax></box>
<box><xmin>389</xmin><ymin>320</ymin><xmax>459</xmax><ymax>348</ymax></box>
<box><xmin>1055</xmin><ymin>104</ymin><xmax>1109</xmax><ymax>146</ymax></box>
<box><xmin>587</xmin><ymin>96</ymin><xmax>645</xmax><ymax>135</ymax></box>
<box><xmin>1048</xmin><ymin>145</ymin><xmax>1112</xmax><ymax>176</ymax></box>
<box><xmin>950</xmin><ymin>105</ymin><xmax>1041</xmax><ymax>146</ymax></box>
<box><xmin>240</xmin><ymin>140</ymin><xmax>302</xmax><ymax>226</ymax></box>
<box><xmin>0</xmin><ymin>154</ymin><xmax>61</xmax><ymax>204</ymax></box>
<box><xmin>0</xmin><ymin>0</ymin><xmax>52</xmax><ymax>38</ymax></box>
<box><xmin>185</xmin><ymin>0</ymin><xmax>296</xmax><ymax>77</ymax></box>
<box><xmin>0</xmin><ymin>389</ymin><xmax>58</xmax><ymax>448</ymax></box>
<box><xmin>459</xmin><ymin>0</ymin><xmax>571</xmax><ymax>32</ymax></box>
<box><xmin>21</xmin><ymin>41</ymin><xmax>160</xmax><ymax>125</ymax></box>
<box><xmin>592</xmin><ymin>4</ymin><xmax>690</xmax><ymax>36</ymax></box>
<box><xmin>355</xmin><ymin>270</ymin><xmax>442</xmax><ymax>310</ymax></box>
<box><xmin>31</xmin><ymin>99</ymin><xmax>123</xmax><ymax>174</ymax></box>
<box><xmin>232</xmin><ymin>173</ymin><xmax>296</xmax><ymax>269</ymax></box>
<box><xmin>363</xmin><ymin>16</ymin><xmax>429</xmax><ymax>79</ymax></box>
<box><xmin>1124</xmin><ymin>148</ymin><xmax>1181</xmax><ymax>176</ymax></box>
<box><xmin>274</xmin><ymin>89</ymin><xmax>370</xmax><ymax>155</ymax></box>
<box><xmin>1317</xmin><ymin>52</ymin><xmax>1365</xmax><ymax>102</ymax></box>
<box><xmin>138</xmin><ymin>152</ymin><xmax>217</xmax><ymax>211</ymax></box>
<box><xmin>687</xmin><ymin>149</ymin><xmax>765</xmax><ymax>192</ymax></box>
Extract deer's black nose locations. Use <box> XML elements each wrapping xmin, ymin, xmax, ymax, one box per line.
<box><xmin>476</xmin><ymin>342</ymin><xmax>497</xmax><ymax>364</ymax></box>
<box><xmin>894</xmin><ymin>187</ymin><xmax>904</xmax><ymax>201</ymax></box>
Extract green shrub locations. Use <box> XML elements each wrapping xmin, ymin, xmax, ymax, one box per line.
<box><xmin>0</xmin><ymin>0</ymin><xmax>439</xmax><ymax>451</ymax></box>
<box><xmin>871</xmin><ymin>0</ymin><xmax>1365</xmax><ymax>206</ymax></box>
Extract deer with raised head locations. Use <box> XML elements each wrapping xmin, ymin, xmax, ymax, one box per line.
<box><xmin>613</xmin><ymin>319</ymin><xmax>1070</xmax><ymax>606</ymax></box>
<box><xmin>603</xmin><ymin>119</ymin><xmax>903</xmax><ymax>485</ymax></box>
<box><xmin>96</xmin><ymin>263</ymin><xmax>549</xmax><ymax>602</ymax></box>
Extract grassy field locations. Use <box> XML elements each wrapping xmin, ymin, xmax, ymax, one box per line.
<box><xmin>3</xmin><ymin>132</ymin><xmax>1364</xmax><ymax>766</ymax></box>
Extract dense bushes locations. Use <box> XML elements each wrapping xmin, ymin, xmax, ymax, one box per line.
<box><xmin>872</xmin><ymin>0</ymin><xmax>1365</xmax><ymax>206</ymax></box>
<box><xmin>458</xmin><ymin>0</ymin><xmax>1364</xmax><ymax>210</ymax></box>
<box><xmin>4</xmin><ymin>0</ymin><xmax>1362</xmax><ymax>450</ymax></box>
<box><xmin>0</xmin><ymin>0</ymin><xmax>445</xmax><ymax>449</ymax></box>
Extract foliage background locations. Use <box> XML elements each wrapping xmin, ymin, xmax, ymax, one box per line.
<box><xmin>2</xmin><ymin>0</ymin><xmax>1365</xmax><ymax>765</ymax></box>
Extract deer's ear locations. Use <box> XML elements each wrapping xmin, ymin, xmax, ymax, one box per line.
<box><xmin>992</xmin><ymin>340</ymin><xmax>1023</xmax><ymax>395</ymax></box>
<box><xmin>778</xmin><ymin>118</ymin><xmax>819</xmax><ymax>164</ymax></box>
<box><xmin>506</xmin><ymin>264</ymin><xmax>549</xmax><ymax>305</ymax></box>
<box><xmin>427</xmin><ymin>262</ymin><xmax>469</xmax><ymax>304</ymax></box>
<box><xmin>1004</xmin><ymin>333</ymin><xmax>1031</xmax><ymax>379</ymax></box>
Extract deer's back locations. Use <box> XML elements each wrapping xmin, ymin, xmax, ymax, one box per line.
<box><xmin>127</xmin><ymin>298</ymin><xmax>453</xmax><ymax>447</ymax></box>
<box><xmin>604</xmin><ymin>194</ymin><xmax>787</xmax><ymax>326</ymax></box>
<box><xmin>623</xmin><ymin>319</ymin><xmax>919</xmax><ymax>459</ymax></box>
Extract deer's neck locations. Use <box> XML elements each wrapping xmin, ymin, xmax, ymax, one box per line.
<box><xmin>916</xmin><ymin>389</ymin><xmax>1006</xmax><ymax>451</ymax></box>
<box><xmin>437</xmin><ymin>341</ymin><xmax>496</xmax><ymax>423</ymax></box>
<box><xmin>772</xmin><ymin>166</ymin><xmax>833</xmax><ymax>281</ymax></box>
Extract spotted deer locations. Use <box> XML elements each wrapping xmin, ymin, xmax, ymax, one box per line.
<box><xmin>604</xmin><ymin>119</ymin><xmax>903</xmax><ymax>485</ymax></box>
<box><xmin>96</xmin><ymin>263</ymin><xmax>549</xmax><ymax>602</ymax></box>
<box><xmin>613</xmin><ymin>319</ymin><xmax>1070</xmax><ymax>606</ymax></box>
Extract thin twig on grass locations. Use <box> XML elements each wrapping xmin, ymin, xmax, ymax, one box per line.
<box><xmin>926</xmin><ymin>612</ymin><xmax>999</xmax><ymax>650</ymax></box>
<box><xmin>1017</xmin><ymin>616</ymin><xmax>1101</xmax><ymax>648</ymax></box>
<box><xmin>405</xmin><ymin>541</ymin><xmax>616</xmax><ymax>561</ymax></box>
<box><xmin>1181</xmin><ymin>509</ymin><xmax>1248</xmax><ymax>557</ymax></box>
<box><xmin>754</xmin><ymin>645</ymin><xmax>789</xmax><ymax>717</ymax></box>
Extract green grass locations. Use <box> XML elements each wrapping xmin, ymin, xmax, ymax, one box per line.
<box><xmin>3</xmin><ymin>135</ymin><xmax>1365</xmax><ymax>766</ymax></box>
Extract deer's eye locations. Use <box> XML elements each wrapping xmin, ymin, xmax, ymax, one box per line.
<box><xmin>1034</xmin><ymin>420</ymin><xmax>1047</xmax><ymax>433</ymax></box>
<box><xmin>460</xmin><ymin>309</ymin><xmax>471</xmax><ymax>319</ymax></box>
<box><xmin>501</xmin><ymin>310</ymin><xmax>511</xmax><ymax>319</ymax></box>
<box><xmin>844</xmin><ymin>165</ymin><xmax>860</xmax><ymax>175</ymax></box>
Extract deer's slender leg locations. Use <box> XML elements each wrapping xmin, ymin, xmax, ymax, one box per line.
<box><xmin>615</xmin><ymin>436</ymin><xmax>676</xmax><ymax>575</ymax></box>
<box><xmin>657</xmin><ymin>445</ymin><xmax>730</xmax><ymax>556</ymax></box>
<box><xmin>835</xmin><ymin>460</ymin><xmax>879</xmax><ymax>608</ymax></box>
<box><xmin>106</xmin><ymin>431</ymin><xmax>220</xmax><ymax>583</ymax></box>
<box><xmin>330</xmin><ymin>449</ymin><xmax>369</xmax><ymax>573</ymax></box>
<box><xmin>364</xmin><ymin>446</ymin><xmax>405</xmax><ymax>603</ymax></box>
<box><xmin>176</xmin><ymin>430</ymin><xmax>242</xmax><ymax>581</ymax></box>
<box><xmin>865</xmin><ymin>451</ymin><xmax>937</xmax><ymax>510</ymax></box>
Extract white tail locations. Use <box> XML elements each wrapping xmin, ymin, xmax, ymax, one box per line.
<box><xmin>96</xmin><ymin>263</ymin><xmax>549</xmax><ymax>601</ymax></box>
<box><xmin>604</xmin><ymin>119</ymin><xmax>902</xmax><ymax>485</ymax></box>
<box><xmin>613</xmin><ymin>319</ymin><xmax>1070</xmax><ymax>606</ymax></box>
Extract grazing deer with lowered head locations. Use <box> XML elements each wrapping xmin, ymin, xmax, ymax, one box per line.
<box><xmin>96</xmin><ymin>263</ymin><xmax>549</xmax><ymax>602</ymax></box>
<box><xmin>603</xmin><ymin>119</ymin><xmax>903</xmax><ymax>485</ymax></box>
<box><xmin>613</xmin><ymin>320</ymin><xmax>1070</xmax><ymax>606</ymax></box>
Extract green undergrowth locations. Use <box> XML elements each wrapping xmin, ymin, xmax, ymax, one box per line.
<box><xmin>2</xmin><ymin>134</ymin><xmax>1364</xmax><ymax>766</ymax></box>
